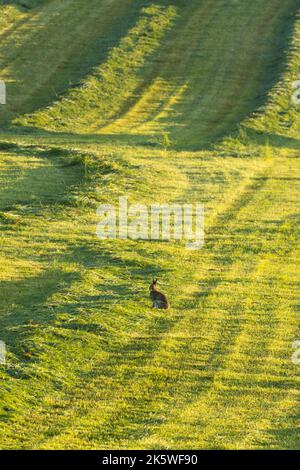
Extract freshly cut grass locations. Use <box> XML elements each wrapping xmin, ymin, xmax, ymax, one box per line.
<box><xmin>0</xmin><ymin>3</ymin><xmax>25</xmax><ymax>32</ymax></box>
<box><xmin>14</xmin><ymin>0</ymin><xmax>299</xmax><ymax>149</ymax></box>
<box><xmin>248</xmin><ymin>11</ymin><xmax>300</xmax><ymax>139</ymax></box>
<box><xmin>0</xmin><ymin>0</ymin><xmax>45</xmax><ymax>31</ymax></box>
<box><xmin>100</xmin><ymin>0</ymin><xmax>300</xmax><ymax>149</ymax></box>
<box><xmin>16</xmin><ymin>5</ymin><xmax>177</xmax><ymax>133</ymax></box>
<box><xmin>0</xmin><ymin>0</ymin><xmax>299</xmax><ymax>451</ymax></box>
<box><xmin>0</xmin><ymin>0</ymin><xmax>149</xmax><ymax>125</ymax></box>
<box><xmin>0</xmin><ymin>0</ymin><xmax>46</xmax><ymax>6</ymax></box>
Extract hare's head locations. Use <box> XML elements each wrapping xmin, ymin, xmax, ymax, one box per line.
<box><xmin>150</xmin><ymin>278</ymin><xmax>158</xmax><ymax>291</ymax></box>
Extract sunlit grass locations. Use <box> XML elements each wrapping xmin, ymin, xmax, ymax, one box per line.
<box><xmin>0</xmin><ymin>0</ymin><xmax>299</xmax><ymax>450</ymax></box>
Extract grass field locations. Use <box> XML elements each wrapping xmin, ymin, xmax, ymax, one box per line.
<box><xmin>0</xmin><ymin>0</ymin><xmax>299</xmax><ymax>449</ymax></box>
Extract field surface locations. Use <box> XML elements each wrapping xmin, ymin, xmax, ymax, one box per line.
<box><xmin>0</xmin><ymin>0</ymin><xmax>299</xmax><ymax>449</ymax></box>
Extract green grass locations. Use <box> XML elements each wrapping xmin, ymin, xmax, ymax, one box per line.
<box><xmin>16</xmin><ymin>4</ymin><xmax>177</xmax><ymax>133</ymax></box>
<box><xmin>0</xmin><ymin>1</ymin><xmax>46</xmax><ymax>32</ymax></box>
<box><xmin>0</xmin><ymin>0</ymin><xmax>299</xmax><ymax>450</ymax></box>
<box><xmin>0</xmin><ymin>3</ymin><xmax>24</xmax><ymax>32</ymax></box>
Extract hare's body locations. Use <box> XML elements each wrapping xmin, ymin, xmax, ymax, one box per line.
<box><xmin>149</xmin><ymin>279</ymin><xmax>169</xmax><ymax>309</ymax></box>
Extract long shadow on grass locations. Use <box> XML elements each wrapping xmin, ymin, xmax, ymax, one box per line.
<box><xmin>265</xmin><ymin>406</ymin><xmax>300</xmax><ymax>449</ymax></box>
<box><xmin>0</xmin><ymin>268</ymin><xmax>80</xmax><ymax>366</ymax></box>
<box><xmin>1</xmin><ymin>1</ymin><xmax>299</xmax><ymax>151</ymax></box>
<box><xmin>0</xmin><ymin>0</ymin><xmax>170</xmax><ymax>125</ymax></box>
<box><xmin>0</xmin><ymin>141</ymin><xmax>85</xmax><ymax>211</ymax></box>
<box><xmin>74</xmin><ymin>174</ymin><xmax>279</xmax><ymax>443</ymax></box>
<box><xmin>3</xmin><ymin>124</ymin><xmax>300</xmax><ymax>157</ymax></box>
<box><xmin>245</xmin><ymin>130</ymin><xmax>300</xmax><ymax>151</ymax></box>
<box><xmin>0</xmin><ymin>126</ymin><xmax>163</xmax><ymax>149</ymax></box>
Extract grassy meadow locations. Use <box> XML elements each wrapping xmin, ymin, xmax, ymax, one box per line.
<box><xmin>0</xmin><ymin>0</ymin><xmax>299</xmax><ymax>449</ymax></box>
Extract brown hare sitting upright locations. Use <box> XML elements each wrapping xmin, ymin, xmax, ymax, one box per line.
<box><xmin>150</xmin><ymin>279</ymin><xmax>170</xmax><ymax>309</ymax></box>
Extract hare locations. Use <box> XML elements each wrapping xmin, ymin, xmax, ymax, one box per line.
<box><xmin>150</xmin><ymin>279</ymin><xmax>170</xmax><ymax>309</ymax></box>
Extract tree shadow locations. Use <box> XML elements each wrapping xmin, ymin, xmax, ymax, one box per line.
<box><xmin>1</xmin><ymin>1</ymin><xmax>299</xmax><ymax>152</ymax></box>
<box><xmin>0</xmin><ymin>268</ymin><xmax>80</xmax><ymax>363</ymax></box>
<box><xmin>250</xmin><ymin>130</ymin><xmax>300</xmax><ymax>151</ymax></box>
<box><xmin>0</xmin><ymin>125</ymin><xmax>163</xmax><ymax>149</ymax></box>
<box><xmin>0</xmin><ymin>0</ymin><xmax>162</xmax><ymax>125</ymax></box>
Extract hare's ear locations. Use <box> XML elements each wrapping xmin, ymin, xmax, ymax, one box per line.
<box><xmin>154</xmin><ymin>278</ymin><xmax>158</xmax><ymax>284</ymax></box>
